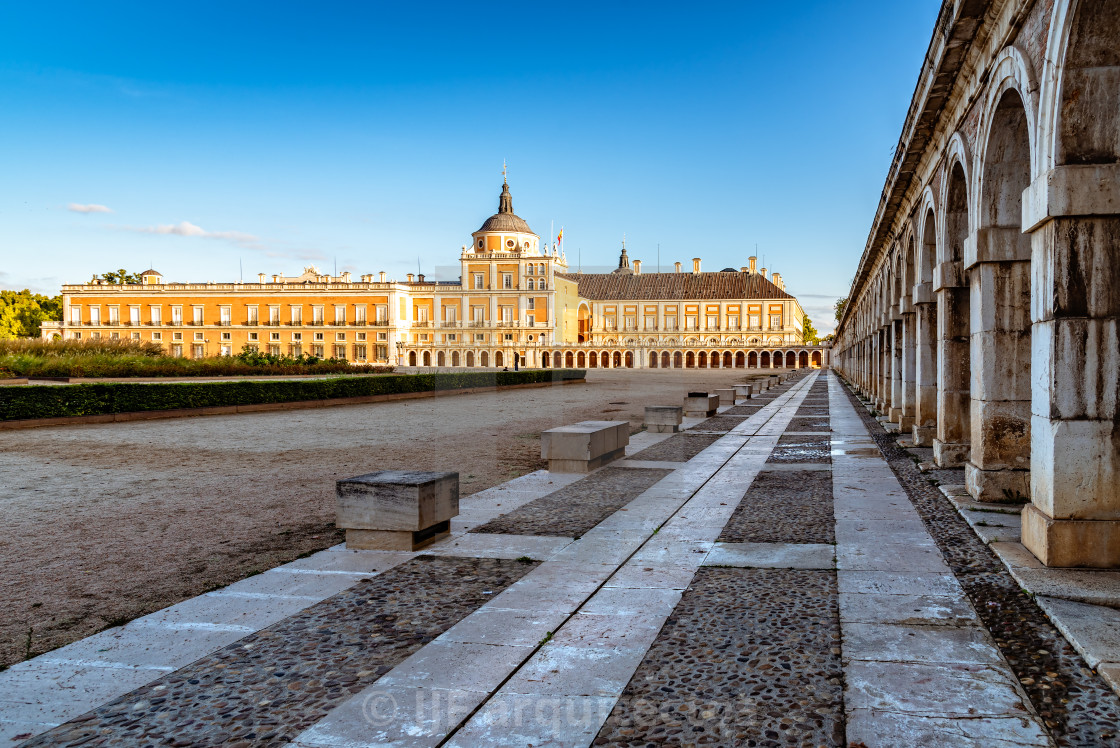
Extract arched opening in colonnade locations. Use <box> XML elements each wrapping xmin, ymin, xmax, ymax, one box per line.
<box><xmin>967</xmin><ymin>85</ymin><xmax>1033</xmax><ymax>499</ymax></box>
<box><xmin>935</xmin><ymin>159</ymin><xmax>972</xmax><ymax>467</ymax></box>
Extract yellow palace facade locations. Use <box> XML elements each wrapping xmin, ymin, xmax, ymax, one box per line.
<box><xmin>44</xmin><ymin>181</ymin><xmax>829</xmax><ymax>370</ymax></box>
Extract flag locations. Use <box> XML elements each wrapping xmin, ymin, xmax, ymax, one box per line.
<box><xmin>556</xmin><ymin>229</ymin><xmax>564</xmax><ymax>244</ymax></box>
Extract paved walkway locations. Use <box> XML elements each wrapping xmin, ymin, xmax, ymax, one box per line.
<box><xmin>4</xmin><ymin>371</ymin><xmax>1118</xmax><ymax>746</ymax></box>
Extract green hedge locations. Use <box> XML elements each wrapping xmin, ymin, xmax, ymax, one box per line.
<box><xmin>0</xmin><ymin>369</ymin><xmax>586</xmax><ymax>421</ymax></box>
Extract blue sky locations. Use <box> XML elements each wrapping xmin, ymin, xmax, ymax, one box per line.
<box><xmin>0</xmin><ymin>1</ymin><xmax>940</xmax><ymax>334</ymax></box>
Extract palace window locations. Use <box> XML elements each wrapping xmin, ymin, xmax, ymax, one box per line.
<box><xmin>220</xmin><ymin>344</ymin><xmax>232</xmax><ymax>357</ymax></box>
<box><xmin>170</xmin><ymin>307</ymin><xmax>181</xmax><ymax>325</ymax></box>
<box><xmin>248</xmin><ymin>332</ymin><xmax>258</xmax><ymax>341</ymax></box>
<box><xmin>173</xmin><ymin>332</ymin><xmax>183</xmax><ymax>341</ymax></box>
<box><xmin>269</xmin><ymin>306</ymin><xmax>280</xmax><ymax>325</ymax></box>
<box><xmin>150</xmin><ymin>306</ymin><xmax>161</xmax><ymax>324</ymax></box>
<box><xmin>247</xmin><ymin>305</ymin><xmax>259</xmax><ymax>324</ymax></box>
<box><xmin>220</xmin><ymin>307</ymin><xmax>231</xmax><ymax>325</ymax></box>
<box><xmin>503</xmin><ymin>273</ymin><xmax>512</xmax><ymax>289</ymax></box>
<box><xmin>336</xmin><ymin>332</ymin><xmax>346</xmax><ymax>341</ymax></box>
<box><xmin>334</xmin><ymin>306</ymin><xmax>346</xmax><ymax>325</ymax></box>
<box><xmin>356</xmin><ymin>332</ymin><xmax>366</xmax><ymax>341</ymax></box>
<box><xmin>474</xmin><ymin>273</ymin><xmax>484</xmax><ymax>289</ymax></box>
<box><xmin>270</xmin><ymin>332</ymin><xmax>280</xmax><ymax>341</ymax></box>
<box><xmin>194</xmin><ymin>332</ymin><xmax>204</xmax><ymax>341</ymax></box>
<box><xmin>290</xmin><ymin>306</ymin><xmax>302</xmax><ymax>324</ymax></box>
<box><xmin>108</xmin><ymin>307</ymin><xmax>119</xmax><ymax>325</ymax></box>
<box><xmin>314</xmin><ymin>332</ymin><xmax>324</xmax><ymax>341</ymax></box>
<box><xmin>130</xmin><ymin>332</ymin><xmax>140</xmax><ymax>340</ymax></box>
<box><xmin>333</xmin><ymin>344</ymin><xmax>347</xmax><ymax>359</ymax></box>
<box><xmin>527</xmin><ymin>298</ymin><xmax>535</xmax><ymax>310</ymax></box>
<box><xmin>193</xmin><ymin>344</ymin><xmax>205</xmax><ymax>359</ymax></box>
<box><xmin>152</xmin><ymin>332</ymin><xmax>162</xmax><ymax>341</ymax></box>
<box><xmin>354</xmin><ymin>344</ymin><xmax>367</xmax><ymax>360</ymax></box>
<box><xmin>312</xmin><ymin>306</ymin><xmax>324</xmax><ymax>324</ymax></box>
<box><xmin>769</xmin><ymin>313</ymin><xmax>782</xmax><ymax>329</ymax></box>
<box><xmin>221</xmin><ymin>332</ymin><xmax>231</xmax><ymax>341</ymax></box>
<box><xmin>355</xmin><ymin>305</ymin><xmax>366</xmax><ymax>323</ymax></box>
<box><xmin>129</xmin><ymin>307</ymin><xmax>141</xmax><ymax>326</ymax></box>
<box><xmin>171</xmin><ymin>344</ymin><xmax>183</xmax><ymax>357</ymax></box>
<box><xmin>293</xmin><ymin>332</ymin><xmax>302</xmax><ymax>341</ymax></box>
<box><xmin>192</xmin><ymin>307</ymin><xmax>203</xmax><ymax>325</ymax></box>
<box><xmin>110</xmin><ymin>331</ymin><xmax>120</xmax><ymax>339</ymax></box>
<box><xmin>377</xmin><ymin>332</ymin><xmax>387</xmax><ymax>341</ymax></box>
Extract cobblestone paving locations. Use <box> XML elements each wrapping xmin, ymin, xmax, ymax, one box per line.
<box><xmin>718</xmin><ymin>470</ymin><xmax>835</xmax><ymax>544</ymax></box>
<box><xmin>24</xmin><ymin>556</ymin><xmax>538</xmax><ymax>748</ymax></box>
<box><xmin>594</xmin><ymin>568</ymin><xmax>844</xmax><ymax>747</ymax></box>
<box><xmin>472</xmin><ymin>467</ymin><xmax>672</xmax><ymax>538</ymax></box>
<box><xmin>786</xmin><ymin>416</ymin><xmax>830</xmax><ymax>432</ymax></box>
<box><xmin>794</xmin><ymin>405</ymin><xmax>829</xmax><ymax>418</ymax></box>
<box><xmin>724</xmin><ymin>404</ymin><xmax>764</xmax><ymax>416</ymax></box>
<box><xmin>628</xmin><ymin>433</ymin><xmax>723</xmax><ymax>463</ymax></box>
<box><xmin>692</xmin><ymin>415</ymin><xmax>750</xmax><ymax>432</ymax></box>
<box><xmin>838</xmin><ymin>380</ymin><xmax>1120</xmax><ymax>747</ymax></box>
<box><xmin>766</xmin><ymin>433</ymin><xmax>831</xmax><ymax>463</ymax></box>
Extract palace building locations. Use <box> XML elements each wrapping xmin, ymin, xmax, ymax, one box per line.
<box><xmin>44</xmin><ymin>180</ymin><xmax>828</xmax><ymax>370</ymax></box>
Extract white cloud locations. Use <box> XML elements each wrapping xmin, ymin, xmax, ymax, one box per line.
<box><xmin>68</xmin><ymin>203</ymin><xmax>113</xmax><ymax>214</ymax></box>
<box><xmin>128</xmin><ymin>220</ymin><xmax>258</xmax><ymax>243</ymax></box>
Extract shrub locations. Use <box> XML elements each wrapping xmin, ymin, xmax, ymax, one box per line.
<box><xmin>0</xmin><ymin>369</ymin><xmax>587</xmax><ymax>421</ymax></box>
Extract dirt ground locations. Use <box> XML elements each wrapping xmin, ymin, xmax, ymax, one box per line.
<box><xmin>0</xmin><ymin>367</ymin><xmax>779</xmax><ymax>668</ymax></box>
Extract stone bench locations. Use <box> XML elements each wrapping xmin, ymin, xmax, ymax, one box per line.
<box><xmin>684</xmin><ymin>392</ymin><xmax>719</xmax><ymax>418</ymax></box>
<box><xmin>644</xmin><ymin>405</ymin><xmax>683</xmax><ymax>433</ymax></box>
<box><xmin>336</xmin><ymin>470</ymin><xmax>458</xmax><ymax>551</ymax></box>
<box><xmin>715</xmin><ymin>388</ymin><xmax>736</xmax><ymax>406</ymax></box>
<box><xmin>734</xmin><ymin>383</ymin><xmax>754</xmax><ymax>400</ymax></box>
<box><xmin>542</xmin><ymin>420</ymin><xmax>629</xmax><ymax>473</ymax></box>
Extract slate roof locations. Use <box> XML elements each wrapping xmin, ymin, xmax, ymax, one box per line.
<box><xmin>556</xmin><ymin>271</ymin><xmax>794</xmax><ymax>301</ymax></box>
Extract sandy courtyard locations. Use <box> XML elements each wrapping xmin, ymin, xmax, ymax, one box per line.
<box><xmin>0</xmin><ymin>368</ymin><xmax>779</xmax><ymax>668</ymax></box>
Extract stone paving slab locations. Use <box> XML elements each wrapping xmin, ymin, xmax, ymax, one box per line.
<box><xmin>1034</xmin><ymin>596</ymin><xmax>1120</xmax><ymax>670</ymax></box>
<box><xmin>424</xmin><ymin>532</ymin><xmax>573</xmax><ymax>560</ymax></box>
<box><xmin>704</xmin><ymin>541</ymin><xmax>834</xmax><ymax>569</ymax></box>
<box><xmin>612</xmin><ymin>459</ymin><xmax>683</xmax><ymax>470</ymax></box>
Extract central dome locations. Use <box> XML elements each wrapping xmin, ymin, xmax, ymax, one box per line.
<box><xmin>477</xmin><ymin>182</ymin><xmax>533</xmax><ymax>234</ymax></box>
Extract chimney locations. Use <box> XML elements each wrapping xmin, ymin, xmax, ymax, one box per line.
<box><xmin>258</xmin><ymin>273</ymin><xmax>266</xmax><ymax>284</ymax></box>
<box><xmin>342</xmin><ymin>272</ymin><xmax>352</xmax><ymax>282</ymax></box>
<box><xmin>772</xmin><ymin>272</ymin><xmax>783</xmax><ymax>290</ymax></box>
<box><xmin>692</xmin><ymin>258</ymin><xmax>701</xmax><ymax>274</ymax></box>
<box><xmin>379</xmin><ymin>271</ymin><xmax>387</xmax><ymax>283</ymax></box>
<box><xmin>674</xmin><ymin>261</ymin><xmax>682</xmax><ymax>273</ymax></box>
<box><xmin>749</xmin><ymin>256</ymin><xmax>757</xmax><ymax>274</ymax></box>
<box><xmin>360</xmin><ymin>274</ymin><xmax>372</xmax><ymax>282</ymax></box>
<box><xmin>633</xmin><ymin>260</ymin><xmax>641</xmax><ymax>274</ymax></box>
<box><xmin>760</xmin><ymin>267</ymin><xmax>767</xmax><ymax>279</ymax></box>
<box><xmin>740</xmin><ymin>266</ymin><xmax>749</xmax><ymax>273</ymax></box>
<box><xmin>272</xmin><ymin>274</ymin><xmax>280</xmax><ymax>283</ymax></box>
<box><xmin>406</xmin><ymin>273</ymin><xmax>414</xmax><ymax>283</ymax></box>
<box><xmin>417</xmin><ymin>273</ymin><xmax>425</xmax><ymax>283</ymax></box>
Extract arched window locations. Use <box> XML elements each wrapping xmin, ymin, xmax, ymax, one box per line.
<box><xmin>495</xmin><ymin>351</ymin><xmax>504</xmax><ymax>367</ymax></box>
<box><xmin>527</xmin><ymin>279</ymin><xmax>534</xmax><ymax>290</ymax></box>
<box><xmin>466</xmin><ymin>351</ymin><xmax>474</xmax><ymax>367</ymax></box>
<box><xmin>480</xmin><ymin>351</ymin><xmax>489</xmax><ymax>367</ymax></box>
<box><xmin>422</xmin><ymin>351</ymin><xmax>431</xmax><ymax>366</ymax></box>
<box><xmin>452</xmin><ymin>351</ymin><xmax>460</xmax><ymax>366</ymax></box>
<box><xmin>437</xmin><ymin>351</ymin><xmax>445</xmax><ymax>366</ymax></box>
<box><xmin>409</xmin><ymin>351</ymin><xmax>417</xmax><ymax>366</ymax></box>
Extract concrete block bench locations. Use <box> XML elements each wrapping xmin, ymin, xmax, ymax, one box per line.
<box><xmin>684</xmin><ymin>392</ymin><xmax>719</xmax><ymax>418</ymax></box>
<box><xmin>715</xmin><ymin>388</ymin><xmax>736</xmax><ymax>406</ymax></box>
<box><xmin>734</xmin><ymin>384</ymin><xmax>753</xmax><ymax>400</ymax></box>
<box><xmin>542</xmin><ymin>420</ymin><xmax>629</xmax><ymax>473</ymax></box>
<box><xmin>645</xmin><ymin>405</ymin><xmax>683</xmax><ymax>433</ymax></box>
<box><xmin>336</xmin><ymin>470</ymin><xmax>458</xmax><ymax>551</ymax></box>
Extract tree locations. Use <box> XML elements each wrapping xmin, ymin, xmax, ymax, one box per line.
<box><xmin>802</xmin><ymin>314</ymin><xmax>820</xmax><ymax>344</ymax></box>
<box><xmin>0</xmin><ymin>290</ymin><xmax>63</xmax><ymax>339</ymax></box>
<box><xmin>101</xmin><ymin>268</ymin><xmax>143</xmax><ymax>285</ymax></box>
<box><xmin>834</xmin><ymin>297</ymin><xmax>849</xmax><ymax>323</ymax></box>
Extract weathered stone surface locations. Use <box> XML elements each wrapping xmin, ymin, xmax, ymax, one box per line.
<box><xmin>643</xmin><ymin>405</ymin><xmax>681</xmax><ymax>433</ymax></box>
<box><xmin>541</xmin><ymin>420</ymin><xmax>629</xmax><ymax>473</ymax></box>
<box><xmin>682</xmin><ymin>393</ymin><xmax>718</xmax><ymax>417</ymax></box>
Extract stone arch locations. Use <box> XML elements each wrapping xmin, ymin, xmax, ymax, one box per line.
<box><xmin>540</xmin><ymin>352</ymin><xmax>549</xmax><ymax>368</ymax></box>
<box><xmin>1038</xmin><ymin>0</ymin><xmax>1120</xmax><ymax>174</ymax></box>
<box><xmin>760</xmin><ymin>351</ymin><xmax>770</xmax><ymax>368</ymax></box>
<box><xmin>649</xmin><ymin>351</ymin><xmax>658</xmax><ymax>368</ymax></box>
<box><xmin>613</xmin><ymin>351</ymin><xmax>622</xmax><ymax>368</ymax></box>
<box><xmin>722</xmin><ymin>351</ymin><xmax>732</xmax><ymax>368</ymax></box>
<box><xmin>735</xmin><ymin>351</ymin><xmax>745</xmax><ymax>367</ymax></box>
<box><xmin>785</xmin><ymin>351</ymin><xmax>796</xmax><ymax>368</ymax></box>
<box><xmin>495</xmin><ymin>351</ymin><xmax>503</xmax><ymax>367</ymax></box>
<box><xmin>576</xmin><ymin>351</ymin><xmax>585</xmax><ymax>367</ymax></box>
<box><xmin>588</xmin><ymin>351</ymin><xmax>597</xmax><ymax>368</ymax></box>
<box><xmin>686</xmin><ymin>351</ymin><xmax>696</xmax><ymax>368</ymax></box>
<box><xmin>452</xmin><ymin>350</ymin><xmax>460</xmax><ymax>367</ymax></box>
<box><xmin>577</xmin><ymin>303</ymin><xmax>592</xmax><ymax>343</ymax></box>
<box><xmin>661</xmin><ymin>351</ymin><xmax>670</xmax><ymax>368</ymax></box>
<box><xmin>812</xmin><ymin>351</ymin><xmax>822</xmax><ymax>367</ymax></box>
<box><xmin>552</xmin><ymin>351</ymin><xmax>560</xmax><ymax>368</ymax></box>
<box><xmin>600</xmin><ymin>351</ymin><xmax>609</xmax><ymax>368</ymax></box>
<box><xmin>940</xmin><ymin>135</ymin><xmax>974</xmax><ymax>265</ymax></box>
<box><xmin>466</xmin><ymin>350</ymin><xmax>474</xmax><ymax>367</ymax></box>
<box><xmin>799</xmin><ymin>350</ymin><xmax>809</xmax><ymax>368</ymax></box>
<box><xmin>436</xmin><ymin>351</ymin><xmax>445</xmax><ymax>366</ymax></box>
<box><xmin>624</xmin><ymin>351</ymin><xmax>633</xmax><ymax>368</ymax></box>
<box><xmin>698</xmin><ymin>351</ymin><xmax>708</xmax><ymax>367</ymax></box>
<box><xmin>748</xmin><ymin>351</ymin><xmax>758</xmax><ymax>368</ymax></box>
<box><xmin>673</xmin><ymin>351</ymin><xmax>682</xmax><ymax>368</ymax></box>
<box><xmin>480</xmin><ymin>350</ymin><xmax>489</xmax><ymax>367</ymax></box>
